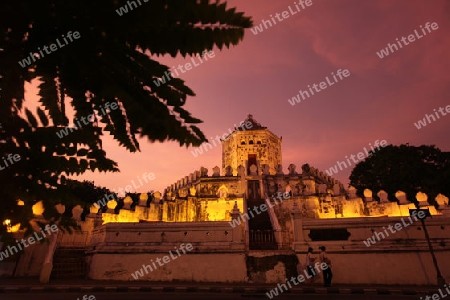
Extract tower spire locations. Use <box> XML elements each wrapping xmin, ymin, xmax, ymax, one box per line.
<box><xmin>242</xmin><ymin>114</ymin><xmax>266</xmax><ymax>130</ymax></box>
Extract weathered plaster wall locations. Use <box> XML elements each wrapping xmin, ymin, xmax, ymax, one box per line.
<box><xmin>304</xmin><ymin>251</ymin><xmax>450</xmax><ymax>285</ymax></box>
<box><xmin>89</xmin><ymin>253</ymin><xmax>248</xmax><ymax>282</ymax></box>
<box><xmin>88</xmin><ymin>221</ymin><xmax>245</xmax><ymax>253</ymax></box>
<box><xmin>3</xmin><ymin>216</ymin><xmax>94</xmax><ymax>277</ymax></box>
<box><xmin>9</xmin><ymin>235</ymin><xmax>50</xmax><ymax>276</ymax></box>
<box><xmin>291</xmin><ymin>216</ymin><xmax>450</xmax><ymax>285</ymax></box>
<box><xmin>246</xmin><ymin>252</ymin><xmax>298</xmax><ymax>283</ymax></box>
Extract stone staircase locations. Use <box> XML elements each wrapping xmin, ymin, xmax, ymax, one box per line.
<box><xmin>247</xmin><ymin>197</ymin><xmax>278</xmax><ymax>250</ymax></box>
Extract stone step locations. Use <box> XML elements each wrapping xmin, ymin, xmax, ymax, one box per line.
<box><xmin>248</xmin><ymin>210</ymin><xmax>273</xmax><ymax>230</ymax></box>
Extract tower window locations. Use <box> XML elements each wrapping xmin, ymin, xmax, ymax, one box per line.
<box><xmin>249</xmin><ymin>140</ymin><xmax>254</xmax><ymax>145</ymax></box>
<box><xmin>241</xmin><ymin>141</ymin><xmax>246</xmax><ymax>145</ymax></box>
<box><xmin>257</xmin><ymin>141</ymin><xmax>261</xmax><ymax>145</ymax></box>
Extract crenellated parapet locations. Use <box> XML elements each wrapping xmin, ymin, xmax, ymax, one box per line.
<box><xmin>8</xmin><ymin>201</ymin><xmax>99</xmax><ymax>238</ymax></box>
<box><xmin>164</xmin><ymin>165</ymin><xmax>246</xmax><ymax>201</ymax></box>
<box><xmin>91</xmin><ymin>166</ymin><xmax>248</xmax><ymax>225</ymax></box>
<box><xmin>261</xmin><ymin>163</ymin><xmax>346</xmax><ymax>197</ymax></box>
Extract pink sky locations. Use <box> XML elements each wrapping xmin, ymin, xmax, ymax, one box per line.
<box><xmin>25</xmin><ymin>0</ymin><xmax>450</xmax><ymax>195</ymax></box>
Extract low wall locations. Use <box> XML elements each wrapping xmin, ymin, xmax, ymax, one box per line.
<box><xmin>292</xmin><ymin>216</ymin><xmax>450</xmax><ymax>285</ymax></box>
<box><xmin>89</xmin><ymin>253</ymin><xmax>248</xmax><ymax>282</ymax></box>
<box><xmin>86</xmin><ymin>221</ymin><xmax>247</xmax><ymax>282</ymax></box>
<box><xmin>88</xmin><ymin>221</ymin><xmax>244</xmax><ymax>252</ymax></box>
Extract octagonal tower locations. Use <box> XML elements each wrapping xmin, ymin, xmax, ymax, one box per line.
<box><xmin>222</xmin><ymin>114</ymin><xmax>282</xmax><ymax>175</ymax></box>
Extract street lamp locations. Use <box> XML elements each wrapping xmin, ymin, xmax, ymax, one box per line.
<box><xmin>409</xmin><ymin>208</ymin><xmax>445</xmax><ymax>286</ymax></box>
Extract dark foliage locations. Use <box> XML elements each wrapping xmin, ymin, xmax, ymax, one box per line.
<box><xmin>349</xmin><ymin>144</ymin><xmax>450</xmax><ymax>205</ymax></box>
<box><xmin>0</xmin><ymin>0</ymin><xmax>251</xmax><ymax>238</ymax></box>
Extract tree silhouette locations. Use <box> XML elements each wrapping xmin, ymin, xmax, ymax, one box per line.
<box><xmin>349</xmin><ymin>144</ymin><xmax>450</xmax><ymax>205</ymax></box>
<box><xmin>0</xmin><ymin>0</ymin><xmax>252</xmax><ymax>237</ymax></box>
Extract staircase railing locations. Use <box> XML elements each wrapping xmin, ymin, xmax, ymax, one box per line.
<box><xmin>265</xmin><ymin>194</ymin><xmax>291</xmax><ymax>249</ymax></box>
<box><xmin>247</xmin><ymin>229</ymin><xmax>277</xmax><ymax>250</ymax></box>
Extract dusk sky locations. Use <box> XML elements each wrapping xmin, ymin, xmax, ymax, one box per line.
<box><xmin>25</xmin><ymin>0</ymin><xmax>450</xmax><ymax>196</ymax></box>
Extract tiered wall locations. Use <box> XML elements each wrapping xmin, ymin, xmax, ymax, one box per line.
<box><xmin>2</xmin><ymin>163</ymin><xmax>449</xmax><ymax>284</ymax></box>
<box><xmin>87</xmin><ymin>221</ymin><xmax>246</xmax><ymax>282</ymax></box>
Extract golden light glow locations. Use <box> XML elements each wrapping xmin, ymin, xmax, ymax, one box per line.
<box><xmin>205</xmin><ymin>198</ymin><xmax>244</xmax><ymax>221</ymax></box>
<box><xmin>100</xmin><ymin>198</ymin><xmax>245</xmax><ymax>224</ymax></box>
<box><xmin>32</xmin><ymin>201</ymin><xmax>44</xmax><ymax>215</ymax></box>
<box><xmin>139</xmin><ymin>193</ymin><xmax>148</xmax><ymax>201</ymax></box>
<box><xmin>416</xmin><ymin>192</ymin><xmax>427</xmax><ymax>201</ymax></box>
<box><xmin>10</xmin><ymin>223</ymin><xmax>21</xmax><ymax>232</ymax></box>
<box><xmin>3</xmin><ymin>219</ymin><xmax>20</xmax><ymax>232</ymax></box>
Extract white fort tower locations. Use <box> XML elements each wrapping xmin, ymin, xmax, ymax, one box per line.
<box><xmin>222</xmin><ymin>114</ymin><xmax>282</xmax><ymax>176</ymax></box>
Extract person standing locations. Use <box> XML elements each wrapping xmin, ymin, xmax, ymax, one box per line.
<box><xmin>305</xmin><ymin>247</ymin><xmax>317</xmax><ymax>284</ymax></box>
<box><xmin>319</xmin><ymin>246</ymin><xmax>333</xmax><ymax>287</ymax></box>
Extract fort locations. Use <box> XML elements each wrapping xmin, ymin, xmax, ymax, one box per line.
<box><xmin>1</xmin><ymin>114</ymin><xmax>449</xmax><ymax>285</ymax></box>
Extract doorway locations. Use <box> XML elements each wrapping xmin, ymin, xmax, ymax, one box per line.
<box><xmin>248</xmin><ymin>154</ymin><xmax>257</xmax><ymax>175</ymax></box>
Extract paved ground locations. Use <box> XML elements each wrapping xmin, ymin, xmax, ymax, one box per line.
<box><xmin>0</xmin><ymin>292</ymin><xmax>433</xmax><ymax>300</ymax></box>
<box><xmin>0</xmin><ymin>277</ymin><xmax>442</xmax><ymax>298</ymax></box>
